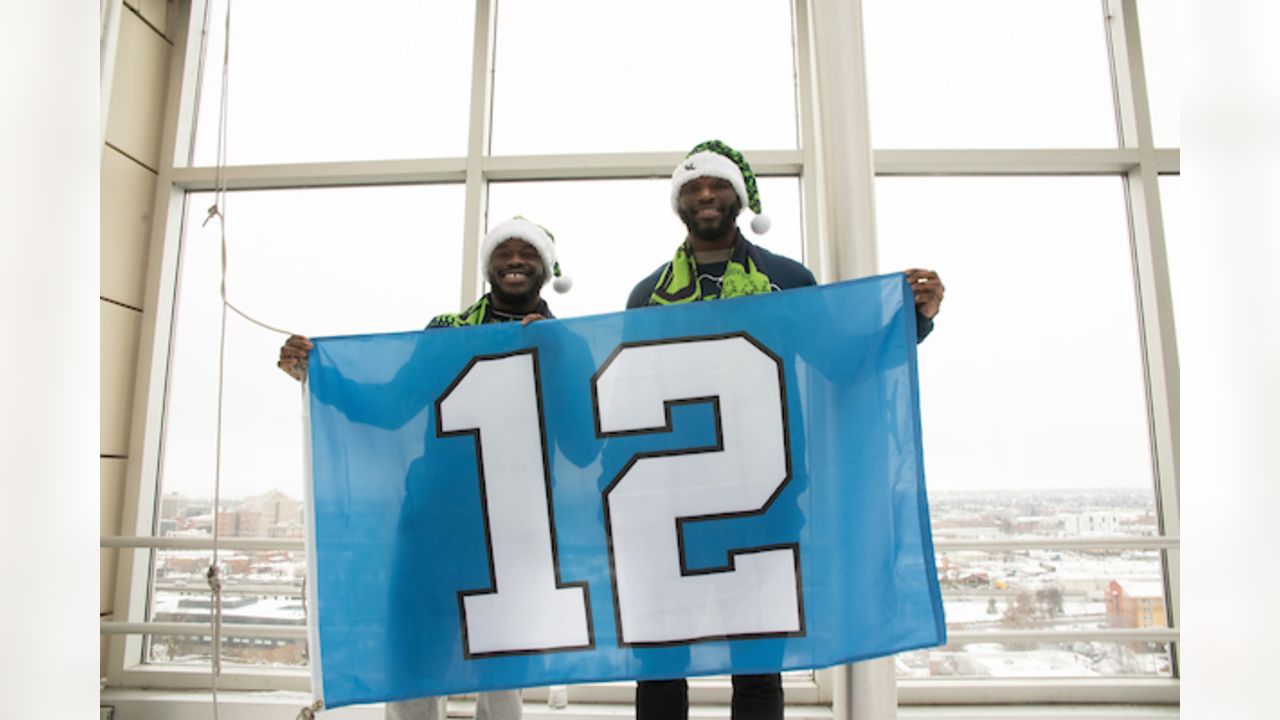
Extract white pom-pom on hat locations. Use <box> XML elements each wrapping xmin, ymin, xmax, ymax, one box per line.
<box><xmin>552</xmin><ymin>275</ymin><xmax>573</xmax><ymax>293</ymax></box>
<box><xmin>750</xmin><ymin>214</ymin><xmax>772</xmax><ymax>235</ymax></box>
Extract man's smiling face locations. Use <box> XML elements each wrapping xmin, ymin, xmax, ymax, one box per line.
<box><xmin>676</xmin><ymin>175</ymin><xmax>742</xmax><ymax>241</ymax></box>
<box><xmin>487</xmin><ymin>237</ymin><xmax>545</xmax><ymax>306</ymax></box>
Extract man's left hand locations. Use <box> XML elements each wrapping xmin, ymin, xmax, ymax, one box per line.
<box><xmin>521</xmin><ymin>313</ymin><xmax>547</xmax><ymax>326</ymax></box>
<box><xmin>905</xmin><ymin>269</ymin><xmax>945</xmax><ymax>319</ymax></box>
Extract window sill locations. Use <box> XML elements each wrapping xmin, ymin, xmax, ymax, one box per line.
<box><xmin>101</xmin><ymin>689</ymin><xmax>1177</xmax><ymax>720</ymax></box>
<box><xmin>99</xmin><ymin>689</ymin><xmax>829</xmax><ymax>720</ymax></box>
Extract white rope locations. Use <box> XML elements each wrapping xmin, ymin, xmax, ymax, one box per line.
<box><xmin>205</xmin><ymin>3</ymin><xmax>232</xmax><ymax>716</ymax></box>
<box><xmin>204</xmin><ymin>203</ymin><xmax>295</xmax><ymax>336</ymax></box>
<box><xmin>199</xmin><ymin>0</ymin><xmax>292</xmax><ymax>338</ymax></box>
<box><xmin>198</xmin><ymin>1</ymin><xmax>300</xmax><ymax>718</ymax></box>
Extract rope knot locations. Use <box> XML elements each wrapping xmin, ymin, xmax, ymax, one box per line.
<box><xmin>206</xmin><ymin>564</ymin><xmax>223</xmax><ymax>593</ymax></box>
<box><xmin>202</xmin><ymin>203</ymin><xmax>223</xmax><ymax>227</ymax></box>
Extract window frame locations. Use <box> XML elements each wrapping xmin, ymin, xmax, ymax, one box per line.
<box><xmin>104</xmin><ymin>0</ymin><xmax>1179</xmax><ymax>710</ymax></box>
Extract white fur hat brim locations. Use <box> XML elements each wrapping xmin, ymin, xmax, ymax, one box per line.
<box><xmin>670</xmin><ymin>151</ymin><xmax>750</xmax><ymax>214</ymax></box>
<box><xmin>480</xmin><ymin>217</ymin><xmax>564</xmax><ymax>290</ymax></box>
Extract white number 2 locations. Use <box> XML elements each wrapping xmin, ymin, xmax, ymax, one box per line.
<box><xmin>593</xmin><ymin>334</ymin><xmax>804</xmax><ymax>645</ymax></box>
<box><xmin>437</xmin><ymin>350</ymin><xmax>593</xmax><ymax>656</ymax></box>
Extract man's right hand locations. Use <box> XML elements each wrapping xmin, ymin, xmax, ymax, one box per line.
<box><xmin>278</xmin><ymin>335</ymin><xmax>313</xmax><ymax>381</ymax></box>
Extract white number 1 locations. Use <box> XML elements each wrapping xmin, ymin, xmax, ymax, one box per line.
<box><xmin>437</xmin><ymin>350</ymin><xmax>593</xmax><ymax>656</ymax></box>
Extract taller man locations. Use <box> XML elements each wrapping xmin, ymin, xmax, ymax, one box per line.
<box><xmin>626</xmin><ymin>140</ymin><xmax>945</xmax><ymax>720</ymax></box>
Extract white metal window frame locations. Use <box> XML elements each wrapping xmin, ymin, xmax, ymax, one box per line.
<box><xmin>104</xmin><ymin>0</ymin><xmax>1179</xmax><ymax>710</ymax></box>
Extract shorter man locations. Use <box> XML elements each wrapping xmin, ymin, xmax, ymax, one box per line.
<box><xmin>626</xmin><ymin>140</ymin><xmax>944</xmax><ymax>720</ymax></box>
<box><xmin>278</xmin><ymin>215</ymin><xmax>572</xmax><ymax>378</ymax></box>
<box><xmin>277</xmin><ymin>216</ymin><xmax>571</xmax><ymax>720</ymax></box>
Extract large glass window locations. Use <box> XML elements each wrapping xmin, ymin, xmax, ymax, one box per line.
<box><xmin>863</xmin><ymin>0</ymin><xmax>1117</xmax><ymax>148</ymax></box>
<box><xmin>490</xmin><ymin>0</ymin><xmax>798</xmax><ymax>154</ymax></box>
<box><xmin>158</xmin><ymin>183</ymin><xmax>460</xmax><ymax>499</ymax></box>
<box><xmin>877</xmin><ymin>177</ymin><xmax>1152</xmax><ymax>497</ymax></box>
<box><xmin>151</xmin><ymin>186</ymin><xmax>463</xmax><ymax>667</ymax></box>
<box><xmin>876</xmin><ymin>176</ymin><xmax>1168</xmax><ymax>679</ymax></box>
<box><xmin>161</xmin><ymin>186</ymin><xmax>464</xmax><ymax>506</ymax></box>
<box><xmin>191</xmin><ymin>0</ymin><xmax>475</xmax><ymax>165</ymax></box>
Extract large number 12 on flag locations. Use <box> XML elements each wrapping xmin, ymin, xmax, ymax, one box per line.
<box><xmin>305</xmin><ymin>275</ymin><xmax>946</xmax><ymax>710</ymax></box>
<box><xmin>436</xmin><ymin>335</ymin><xmax>804</xmax><ymax>656</ymax></box>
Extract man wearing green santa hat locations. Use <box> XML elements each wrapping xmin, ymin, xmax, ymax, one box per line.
<box><xmin>626</xmin><ymin>140</ymin><xmax>945</xmax><ymax>720</ymax></box>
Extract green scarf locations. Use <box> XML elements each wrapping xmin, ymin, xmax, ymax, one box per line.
<box><xmin>648</xmin><ymin>237</ymin><xmax>775</xmax><ymax>305</ymax></box>
<box><xmin>427</xmin><ymin>295</ymin><xmax>553</xmax><ymax>328</ymax></box>
<box><xmin>427</xmin><ymin>296</ymin><xmax>492</xmax><ymax>328</ymax></box>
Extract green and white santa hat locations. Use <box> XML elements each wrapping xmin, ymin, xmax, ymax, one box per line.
<box><xmin>670</xmin><ymin>139</ymin><xmax>771</xmax><ymax>235</ymax></box>
<box><xmin>480</xmin><ymin>215</ymin><xmax>572</xmax><ymax>293</ymax></box>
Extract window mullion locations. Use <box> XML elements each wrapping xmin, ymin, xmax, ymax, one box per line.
<box><xmin>808</xmin><ymin>1</ymin><xmax>896</xmax><ymax>718</ymax></box>
<box><xmin>899</xmin><ymin>678</ymin><xmax>1179</xmax><ymax>705</ymax></box>
<box><xmin>170</xmin><ymin>159</ymin><xmax>469</xmax><ymax>190</ymax></box>
<box><xmin>792</xmin><ymin>0</ymin><xmax>830</xmax><ymax>282</ymax></box>
<box><xmin>1107</xmin><ymin>0</ymin><xmax>1180</xmax><ymax>663</ymax></box>
<box><xmin>460</xmin><ymin>0</ymin><xmax>497</xmax><ymax>311</ymax></box>
<box><xmin>1126</xmin><ymin>157</ymin><xmax>1181</xmax><ymax>663</ymax></box>
<box><xmin>809</xmin><ymin>0</ymin><xmax>879</xmax><ymax>283</ymax></box>
<box><xmin>874</xmin><ymin>148</ymin><xmax>1142</xmax><ymax>175</ymax></box>
<box><xmin>1106</xmin><ymin>0</ymin><xmax>1156</xmax><ymax>150</ymax></box>
<box><xmin>481</xmin><ymin>150</ymin><xmax>802</xmax><ymax>180</ymax></box>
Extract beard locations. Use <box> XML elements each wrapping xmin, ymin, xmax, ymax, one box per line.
<box><xmin>488</xmin><ymin>267</ymin><xmax>544</xmax><ymax>308</ymax></box>
<box><xmin>678</xmin><ymin>198</ymin><xmax>742</xmax><ymax>241</ymax></box>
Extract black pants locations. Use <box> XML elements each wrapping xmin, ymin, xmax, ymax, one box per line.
<box><xmin>636</xmin><ymin>674</ymin><xmax>783</xmax><ymax>720</ymax></box>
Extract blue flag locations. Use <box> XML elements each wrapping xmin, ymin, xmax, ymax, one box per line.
<box><xmin>304</xmin><ymin>272</ymin><xmax>945</xmax><ymax>708</ymax></box>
